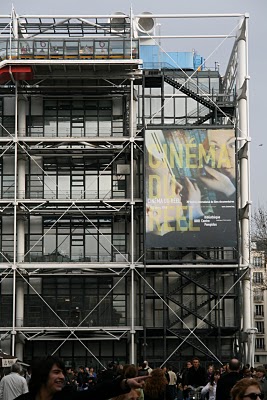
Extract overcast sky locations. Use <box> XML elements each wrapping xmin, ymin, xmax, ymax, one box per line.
<box><xmin>1</xmin><ymin>0</ymin><xmax>266</xmax><ymax>209</ymax></box>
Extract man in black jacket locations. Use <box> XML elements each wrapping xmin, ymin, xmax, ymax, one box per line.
<box><xmin>216</xmin><ymin>358</ymin><xmax>241</xmax><ymax>400</ymax></box>
<box><xmin>15</xmin><ymin>356</ymin><xmax>148</xmax><ymax>400</ymax></box>
<box><xmin>185</xmin><ymin>358</ymin><xmax>207</xmax><ymax>388</ymax></box>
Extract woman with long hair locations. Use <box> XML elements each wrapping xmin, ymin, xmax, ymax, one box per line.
<box><xmin>143</xmin><ymin>368</ymin><xmax>168</xmax><ymax>400</ymax></box>
<box><xmin>201</xmin><ymin>370</ymin><xmax>221</xmax><ymax>400</ymax></box>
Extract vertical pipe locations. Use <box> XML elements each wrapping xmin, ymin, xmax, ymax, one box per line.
<box><xmin>11</xmin><ymin>82</ymin><xmax>18</xmax><ymax>356</ymax></box>
<box><xmin>237</xmin><ymin>15</ymin><xmax>251</xmax><ymax>364</ymax></box>
<box><xmin>15</xmin><ymin>95</ymin><xmax>27</xmax><ymax>360</ymax></box>
<box><xmin>130</xmin><ymin>6</ymin><xmax>133</xmax><ymax>60</ymax></box>
<box><xmin>129</xmin><ymin>77</ymin><xmax>136</xmax><ymax>364</ymax></box>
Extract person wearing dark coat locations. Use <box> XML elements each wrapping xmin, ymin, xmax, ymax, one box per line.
<box><xmin>14</xmin><ymin>356</ymin><xmax>148</xmax><ymax>400</ymax></box>
<box><xmin>185</xmin><ymin>358</ymin><xmax>207</xmax><ymax>387</ymax></box>
<box><xmin>216</xmin><ymin>358</ymin><xmax>241</xmax><ymax>400</ymax></box>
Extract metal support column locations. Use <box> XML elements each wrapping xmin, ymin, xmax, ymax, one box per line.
<box><xmin>129</xmin><ymin>76</ymin><xmax>136</xmax><ymax>364</ymax></box>
<box><xmin>237</xmin><ymin>15</ymin><xmax>251</xmax><ymax>364</ymax></box>
<box><xmin>15</xmin><ymin>96</ymin><xmax>27</xmax><ymax>360</ymax></box>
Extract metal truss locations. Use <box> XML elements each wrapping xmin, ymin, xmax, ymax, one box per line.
<box><xmin>0</xmin><ymin>8</ymin><xmax>251</xmax><ymax>367</ymax></box>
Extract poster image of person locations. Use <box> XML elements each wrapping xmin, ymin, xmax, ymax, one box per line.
<box><xmin>145</xmin><ymin>128</ymin><xmax>237</xmax><ymax>248</ymax></box>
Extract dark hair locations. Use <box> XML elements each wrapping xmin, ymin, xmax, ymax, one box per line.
<box><xmin>231</xmin><ymin>378</ymin><xmax>260</xmax><ymax>400</ymax></box>
<box><xmin>29</xmin><ymin>356</ymin><xmax>66</xmax><ymax>396</ymax></box>
<box><xmin>210</xmin><ymin>370</ymin><xmax>220</xmax><ymax>386</ymax></box>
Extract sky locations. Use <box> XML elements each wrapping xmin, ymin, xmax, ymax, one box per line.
<box><xmin>1</xmin><ymin>0</ymin><xmax>266</xmax><ymax>209</ymax></box>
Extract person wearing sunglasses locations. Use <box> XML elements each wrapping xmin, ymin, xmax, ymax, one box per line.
<box><xmin>255</xmin><ymin>366</ymin><xmax>267</xmax><ymax>400</ymax></box>
<box><xmin>231</xmin><ymin>378</ymin><xmax>264</xmax><ymax>400</ymax></box>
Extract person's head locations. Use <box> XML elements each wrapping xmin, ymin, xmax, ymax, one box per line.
<box><xmin>231</xmin><ymin>378</ymin><xmax>262</xmax><ymax>400</ymax></box>
<box><xmin>123</xmin><ymin>364</ymin><xmax>137</xmax><ymax>379</ymax></box>
<box><xmin>79</xmin><ymin>366</ymin><xmax>84</xmax><ymax>372</ymax></box>
<box><xmin>255</xmin><ymin>366</ymin><xmax>266</xmax><ymax>379</ymax></box>
<box><xmin>243</xmin><ymin>367</ymin><xmax>252</xmax><ymax>378</ymax></box>
<box><xmin>207</xmin><ymin>365</ymin><xmax>214</xmax><ymax>374</ymax></box>
<box><xmin>192</xmin><ymin>357</ymin><xmax>200</xmax><ymax>369</ymax></box>
<box><xmin>29</xmin><ymin>356</ymin><xmax>66</xmax><ymax>396</ymax></box>
<box><xmin>108</xmin><ymin>362</ymin><xmax>115</xmax><ymax>370</ymax></box>
<box><xmin>112</xmin><ymin>389</ymin><xmax>140</xmax><ymax>400</ymax></box>
<box><xmin>144</xmin><ymin>368</ymin><xmax>167</xmax><ymax>397</ymax></box>
<box><xmin>10</xmin><ymin>363</ymin><xmax>23</xmax><ymax>374</ymax></box>
<box><xmin>207</xmin><ymin>129</ymin><xmax>235</xmax><ymax>180</ymax></box>
<box><xmin>186</xmin><ymin>361</ymin><xmax>192</xmax><ymax>369</ymax></box>
<box><xmin>210</xmin><ymin>370</ymin><xmax>220</xmax><ymax>385</ymax></box>
<box><xmin>143</xmin><ymin>361</ymin><xmax>148</xmax><ymax>367</ymax></box>
<box><xmin>229</xmin><ymin>359</ymin><xmax>240</xmax><ymax>372</ymax></box>
<box><xmin>89</xmin><ymin>367</ymin><xmax>94</xmax><ymax>373</ymax></box>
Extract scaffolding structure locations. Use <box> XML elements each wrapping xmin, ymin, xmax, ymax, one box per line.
<box><xmin>0</xmin><ymin>9</ymin><xmax>251</xmax><ymax>368</ymax></box>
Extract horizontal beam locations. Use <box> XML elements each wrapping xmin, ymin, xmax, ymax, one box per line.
<box><xmin>0</xmin><ymin>137</ymin><xmax>144</xmax><ymax>143</ymax></box>
<box><xmin>0</xmin><ymin>263</ymin><xmax>242</xmax><ymax>270</ymax></box>
<box><xmin>0</xmin><ymin>326</ymin><xmax>143</xmax><ymax>331</ymax></box>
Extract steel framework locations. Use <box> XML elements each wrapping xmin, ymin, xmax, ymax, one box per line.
<box><xmin>0</xmin><ymin>9</ymin><xmax>251</xmax><ymax>368</ymax></box>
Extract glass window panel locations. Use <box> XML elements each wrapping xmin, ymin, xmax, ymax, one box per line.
<box><xmin>44</xmin><ymin>233</ymin><xmax>57</xmax><ymax>254</ymax></box>
<box><xmin>164</xmin><ymin>82</ymin><xmax>174</xmax><ymax>95</ymax></box>
<box><xmin>29</xmin><ymin>278</ymin><xmax>42</xmax><ymax>294</ymax></box>
<box><xmin>85</xmin><ymin>235</ymin><xmax>97</xmax><ymax>260</ymax></box>
<box><xmin>85</xmin><ymin>175</ymin><xmax>97</xmax><ymax>198</ymax></box>
<box><xmin>151</xmin><ymin>98</ymin><xmax>161</xmax><ymax>118</ymax></box>
<box><xmin>144</xmin><ymin>98</ymin><xmax>151</xmax><ymax>114</ymax></box>
<box><xmin>34</xmin><ymin>41</ymin><xmax>49</xmax><ymax>55</ymax></box>
<box><xmin>164</xmin><ymin>98</ymin><xmax>174</xmax><ymax>117</ymax></box>
<box><xmin>99</xmin><ymin>120</ymin><xmax>111</xmax><ymax>135</ymax></box>
<box><xmin>29</xmin><ymin>117</ymin><xmax>44</xmax><ymax>136</ymax></box>
<box><xmin>58</xmin><ymin>117</ymin><xmax>70</xmax><ymax>136</ymax></box>
<box><xmin>111</xmin><ymin>40</ymin><xmax>124</xmax><ymax>55</ymax></box>
<box><xmin>99</xmin><ymin>175</ymin><xmax>111</xmax><ymax>198</ymax></box>
<box><xmin>210</xmin><ymin>77</ymin><xmax>220</xmax><ymax>93</ymax></box>
<box><xmin>98</xmin><ymin>234</ymin><xmax>111</xmax><ymax>260</ymax></box>
<box><xmin>175</xmin><ymin>97</ymin><xmax>186</xmax><ymax>119</ymax></box>
<box><xmin>44</xmin><ymin>117</ymin><xmax>57</xmax><ymax>136</ymax></box>
<box><xmin>58</xmin><ymin>235</ymin><xmax>70</xmax><ymax>258</ymax></box>
<box><xmin>44</xmin><ymin>175</ymin><xmax>56</xmax><ymax>199</ymax></box>
<box><xmin>187</xmin><ymin>98</ymin><xmax>197</xmax><ymax>114</ymax></box>
<box><xmin>65</xmin><ymin>41</ymin><xmax>79</xmax><ymax>56</ymax></box>
<box><xmin>95</xmin><ymin>40</ymin><xmax>109</xmax><ymax>55</ymax></box>
<box><xmin>198</xmin><ymin>77</ymin><xmax>210</xmax><ymax>93</ymax></box>
<box><xmin>85</xmin><ymin>118</ymin><xmax>98</xmax><ymax>136</ymax></box>
<box><xmin>50</xmin><ymin>41</ymin><xmax>63</xmax><ymax>55</ymax></box>
<box><xmin>58</xmin><ymin>176</ymin><xmax>70</xmax><ymax>199</ymax></box>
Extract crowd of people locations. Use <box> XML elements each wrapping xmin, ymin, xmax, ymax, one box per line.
<box><xmin>0</xmin><ymin>356</ymin><xmax>267</xmax><ymax>400</ymax></box>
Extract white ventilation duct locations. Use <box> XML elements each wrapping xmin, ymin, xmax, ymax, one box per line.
<box><xmin>136</xmin><ymin>12</ymin><xmax>155</xmax><ymax>36</ymax></box>
<box><xmin>109</xmin><ymin>11</ymin><xmax>128</xmax><ymax>34</ymax></box>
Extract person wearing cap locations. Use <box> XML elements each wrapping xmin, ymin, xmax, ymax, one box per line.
<box><xmin>255</xmin><ymin>366</ymin><xmax>267</xmax><ymax>400</ymax></box>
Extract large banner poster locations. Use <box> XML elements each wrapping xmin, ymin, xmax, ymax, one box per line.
<box><xmin>145</xmin><ymin>128</ymin><xmax>237</xmax><ymax>248</ymax></box>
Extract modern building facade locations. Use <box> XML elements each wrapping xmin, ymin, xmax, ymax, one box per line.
<box><xmin>0</xmin><ymin>10</ymin><xmax>251</xmax><ymax>369</ymax></box>
<box><xmin>251</xmin><ymin>244</ymin><xmax>267</xmax><ymax>366</ymax></box>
